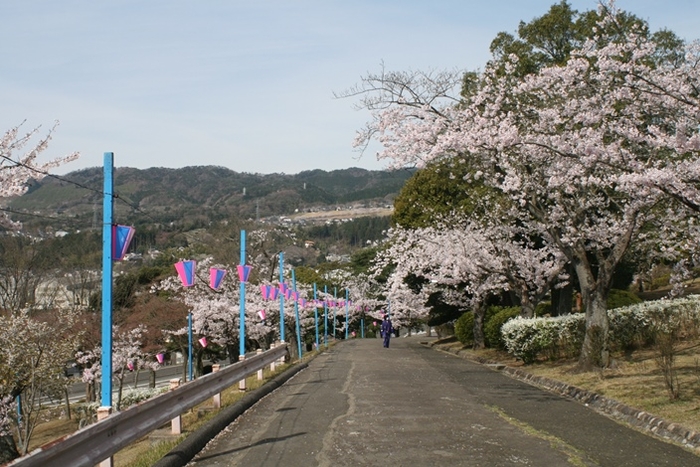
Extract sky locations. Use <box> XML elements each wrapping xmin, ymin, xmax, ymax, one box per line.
<box><xmin>1</xmin><ymin>1</ymin><xmax>699</xmax><ymax>176</ymax></box>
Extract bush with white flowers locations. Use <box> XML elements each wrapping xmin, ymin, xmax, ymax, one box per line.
<box><xmin>501</xmin><ymin>296</ymin><xmax>700</xmax><ymax>363</ymax></box>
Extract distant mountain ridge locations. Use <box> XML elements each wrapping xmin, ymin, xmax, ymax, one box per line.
<box><xmin>10</xmin><ymin>166</ymin><xmax>413</xmax><ymax>229</ymax></box>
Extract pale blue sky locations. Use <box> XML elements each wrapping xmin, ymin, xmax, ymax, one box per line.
<box><xmin>1</xmin><ymin>1</ymin><xmax>698</xmax><ymax>175</ymax></box>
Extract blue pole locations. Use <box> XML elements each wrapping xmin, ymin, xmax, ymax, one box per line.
<box><xmin>239</xmin><ymin>230</ymin><xmax>246</xmax><ymax>359</ymax></box>
<box><xmin>323</xmin><ymin>285</ymin><xmax>328</xmax><ymax>348</ymax></box>
<box><xmin>279</xmin><ymin>252</ymin><xmax>285</xmax><ymax>343</ymax></box>
<box><xmin>313</xmin><ymin>283</ymin><xmax>319</xmax><ymax>349</ymax></box>
<box><xmin>361</xmin><ymin>317</ymin><xmax>364</xmax><ymax>338</ymax></box>
<box><xmin>101</xmin><ymin>152</ymin><xmax>114</xmax><ymax>408</ymax></box>
<box><xmin>292</xmin><ymin>270</ymin><xmax>302</xmax><ymax>360</ymax></box>
<box><xmin>188</xmin><ymin>312</ymin><xmax>193</xmax><ymax>381</ymax></box>
<box><xmin>345</xmin><ymin>289</ymin><xmax>349</xmax><ymax>339</ymax></box>
<box><xmin>333</xmin><ymin>287</ymin><xmax>337</xmax><ymax>338</ymax></box>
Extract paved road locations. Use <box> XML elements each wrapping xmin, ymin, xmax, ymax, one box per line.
<box><xmin>187</xmin><ymin>336</ymin><xmax>700</xmax><ymax>466</ymax></box>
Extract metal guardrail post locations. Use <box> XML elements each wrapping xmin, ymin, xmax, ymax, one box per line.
<box><xmin>256</xmin><ymin>349</ymin><xmax>263</xmax><ymax>380</ymax></box>
<box><xmin>238</xmin><ymin>355</ymin><xmax>246</xmax><ymax>391</ymax></box>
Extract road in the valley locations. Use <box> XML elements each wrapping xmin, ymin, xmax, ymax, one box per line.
<box><xmin>186</xmin><ymin>336</ymin><xmax>699</xmax><ymax>467</ymax></box>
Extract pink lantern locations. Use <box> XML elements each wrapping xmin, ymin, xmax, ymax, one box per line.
<box><xmin>199</xmin><ymin>337</ymin><xmax>208</xmax><ymax>348</ymax></box>
<box><xmin>373</xmin><ymin>321</ymin><xmax>377</xmax><ymax>326</ymax></box>
<box><xmin>352</xmin><ymin>331</ymin><xmax>356</xmax><ymax>337</ymax></box>
<box><xmin>237</xmin><ymin>264</ymin><xmax>252</xmax><ymax>283</ymax></box>
<box><xmin>156</xmin><ymin>353</ymin><xmax>165</xmax><ymax>364</ymax></box>
<box><xmin>174</xmin><ymin>260</ymin><xmax>196</xmax><ymax>287</ymax></box>
<box><xmin>209</xmin><ymin>268</ymin><xmax>227</xmax><ymax>290</ymax></box>
<box><xmin>127</xmin><ymin>361</ymin><xmax>134</xmax><ymax>371</ymax></box>
<box><xmin>258</xmin><ymin>309</ymin><xmax>266</xmax><ymax>321</ymax></box>
<box><xmin>269</xmin><ymin>287</ymin><xmax>279</xmax><ymax>300</ymax></box>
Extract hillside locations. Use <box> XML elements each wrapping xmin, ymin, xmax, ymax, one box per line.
<box><xmin>9</xmin><ymin>166</ymin><xmax>413</xmax><ymax>231</ymax></box>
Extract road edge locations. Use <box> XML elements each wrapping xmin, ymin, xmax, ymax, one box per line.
<box><xmin>152</xmin><ymin>361</ymin><xmax>309</xmax><ymax>467</ymax></box>
<box><xmin>424</xmin><ymin>341</ymin><xmax>700</xmax><ymax>453</ymax></box>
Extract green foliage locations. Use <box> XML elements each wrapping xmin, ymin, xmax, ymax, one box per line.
<box><xmin>534</xmin><ymin>301</ymin><xmax>552</xmax><ymax>317</ymax></box>
<box><xmin>454</xmin><ymin>312</ymin><xmax>474</xmax><ymax>346</ymax></box>
<box><xmin>392</xmin><ymin>158</ymin><xmax>498</xmax><ymax>228</ymax></box>
<box><xmin>484</xmin><ymin>306</ymin><xmax>521</xmax><ymax>349</ymax></box>
<box><xmin>607</xmin><ymin>289</ymin><xmax>642</xmax><ymax>310</ymax></box>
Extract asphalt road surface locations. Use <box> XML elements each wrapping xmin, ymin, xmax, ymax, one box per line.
<box><xmin>186</xmin><ymin>336</ymin><xmax>700</xmax><ymax>466</ymax></box>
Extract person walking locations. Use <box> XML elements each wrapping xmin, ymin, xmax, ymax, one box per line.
<box><xmin>381</xmin><ymin>315</ymin><xmax>393</xmax><ymax>348</ymax></box>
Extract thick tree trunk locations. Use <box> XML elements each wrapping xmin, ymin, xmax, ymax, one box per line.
<box><xmin>574</xmin><ymin>256</ymin><xmax>613</xmax><ymax>369</ymax></box>
<box><xmin>579</xmin><ymin>289</ymin><xmax>610</xmax><ymax>369</ymax></box>
<box><xmin>472</xmin><ymin>305</ymin><xmax>486</xmax><ymax>349</ymax></box>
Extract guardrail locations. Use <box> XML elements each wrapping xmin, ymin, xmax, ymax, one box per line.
<box><xmin>9</xmin><ymin>344</ymin><xmax>288</xmax><ymax>467</ymax></box>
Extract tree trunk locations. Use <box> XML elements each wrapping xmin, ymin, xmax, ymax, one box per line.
<box><xmin>472</xmin><ymin>305</ymin><xmax>486</xmax><ymax>349</ymax></box>
<box><xmin>574</xmin><ymin>256</ymin><xmax>613</xmax><ymax>369</ymax></box>
<box><xmin>579</xmin><ymin>289</ymin><xmax>610</xmax><ymax>369</ymax></box>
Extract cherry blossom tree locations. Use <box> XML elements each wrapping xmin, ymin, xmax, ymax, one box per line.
<box><xmin>0</xmin><ymin>122</ymin><xmax>79</xmax><ymax>229</ymax></box>
<box><xmin>351</xmin><ymin>2</ymin><xmax>700</xmax><ymax>367</ymax></box>
<box><xmin>0</xmin><ymin>308</ymin><xmax>80</xmax><ymax>457</ymax></box>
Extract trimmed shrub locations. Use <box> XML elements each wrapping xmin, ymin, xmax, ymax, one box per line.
<box><xmin>534</xmin><ymin>301</ymin><xmax>552</xmax><ymax>317</ymax></box>
<box><xmin>454</xmin><ymin>311</ymin><xmax>474</xmax><ymax>346</ymax></box>
<box><xmin>484</xmin><ymin>306</ymin><xmax>520</xmax><ymax>349</ymax></box>
<box><xmin>607</xmin><ymin>289</ymin><xmax>642</xmax><ymax>310</ymax></box>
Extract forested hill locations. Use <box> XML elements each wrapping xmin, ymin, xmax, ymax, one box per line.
<box><xmin>9</xmin><ymin>166</ymin><xmax>413</xmax><ymax>230</ymax></box>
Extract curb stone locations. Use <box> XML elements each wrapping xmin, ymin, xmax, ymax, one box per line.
<box><xmin>427</xmin><ymin>342</ymin><xmax>700</xmax><ymax>453</ymax></box>
<box><xmin>151</xmin><ymin>362</ymin><xmax>309</xmax><ymax>467</ymax></box>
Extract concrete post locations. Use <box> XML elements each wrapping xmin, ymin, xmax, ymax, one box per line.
<box><xmin>238</xmin><ymin>355</ymin><xmax>246</xmax><ymax>392</ymax></box>
<box><xmin>97</xmin><ymin>407</ymin><xmax>112</xmax><ymax>467</ymax></box>
<box><xmin>169</xmin><ymin>379</ymin><xmax>182</xmax><ymax>434</ymax></box>
<box><xmin>256</xmin><ymin>349</ymin><xmax>263</xmax><ymax>380</ymax></box>
<box><xmin>270</xmin><ymin>343</ymin><xmax>276</xmax><ymax>372</ymax></box>
<box><xmin>212</xmin><ymin>364</ymin><xmax>221</xmax><ymax>409</ymax></box>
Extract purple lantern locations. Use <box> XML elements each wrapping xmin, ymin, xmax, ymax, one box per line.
<box><xmin>156</xmin><ymin>353</ymin><xmax>165</xmax><ymax>364</ymax></box>
<box><xmin>112</xmin><ymin>225</ymin><xmax>135</xmax><ymax>261</ymax></box>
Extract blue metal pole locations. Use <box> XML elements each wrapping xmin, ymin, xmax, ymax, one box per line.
<box><xmin>361</xmin><ymin>317</ymin><xmax>364</xmax><ymax>338</ymax></box>
<box><xmin>292</xmin><ymin>270</ymin><xmax>302</xmax><ymax>360</ymax></box>
<box><xmin>239</xmin><ymin>230</ymin><xmax>246</xmax><ymax>359</ymax></box>
<box><xmin>333</xmin><ymin>287</ymin><xmax>337</xmax><ymax>338</ymax></box>
<box><xmin>101</xmin><ymin>152</ymin><xmax>114</xmax><ymax>408</ymax></box>
<box><xmin>188</xmin><ymin>312</ymin><xmax>193</xmax><ymax>381</ymax></box>
<box><xmin>313</xmin><ymin>283</ymin><xmax>319</xmax><ymax>349</ymax></box>
<box><xmin>279</xmin><ymin>252</ymin><xmax>285</xmax><ymax>343</ymax></box>
<box><xmin>345</xmin><ymin>289</ymin><xmax>349</xmax><ymax>339</ymax></box>
<box><xmin>323</xmin><ymin>285</ymin><xmax>328</xmax><ymax>348</ymax></box>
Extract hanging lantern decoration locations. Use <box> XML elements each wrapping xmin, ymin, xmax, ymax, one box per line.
<box><xmin>279</xmin><ymin>283</ymin><xmax>288</xmax><ymax>295</ymax></box>
<box><xmin>112</xmin><ymin>225</ymin><xmax>135</xmax><ymax>261</ymax></box>
<box><xmin>258</xmin><ymin>309</ymin><xmax>266</xmax><ymax>321</ymax></box>
<box><xmin>174</xmin><ymin>260</ymin><xmax>196</xmax><ymax>287</ymax></box>
<box><xmin>260</xmin><ymin>284</ymin><xmax>270</xmax><ymax>300</ymax></box>
<box><xmin>237</xmin><ymin>264</ymin><xmax>252</xmax><ymax>283</ymax></box>
<box><xmin>209</xmin><ymin>267</ymin><xmax>227</xmax><ymax>291</ymax></box>
<box><xmin>199</xmin><ymin>337</ymin><xmax>208</xmax><ymax>348</ymax></box>
<box><xmin>300</xmin><ymin>299</ymin><xmax>307</xmax><ymax>308</ymax></box>
<box><xmin>156</xmin><ymin>353</ymin><xmax>165</xmax><ymax>364</ymax></box>
<box><xmin>285</xmin><ymin>288</ymin><xmax>293</xmax><ymax>300</ymax></box>
<box><xmin>269</xmin><ymin>286</ymin><xmax>279</xmax><ymax>300</ymax></box>
<box><xmin>127</xmin><ymin>361</ymin><xmax>134</xmax><ymax>371</ymax></box>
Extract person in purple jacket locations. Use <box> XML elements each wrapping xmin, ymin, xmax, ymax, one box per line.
<box><xmin>381</xmin><ymin>315</ymin><xmax>393</xmax><ymax>348</ymax></box>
